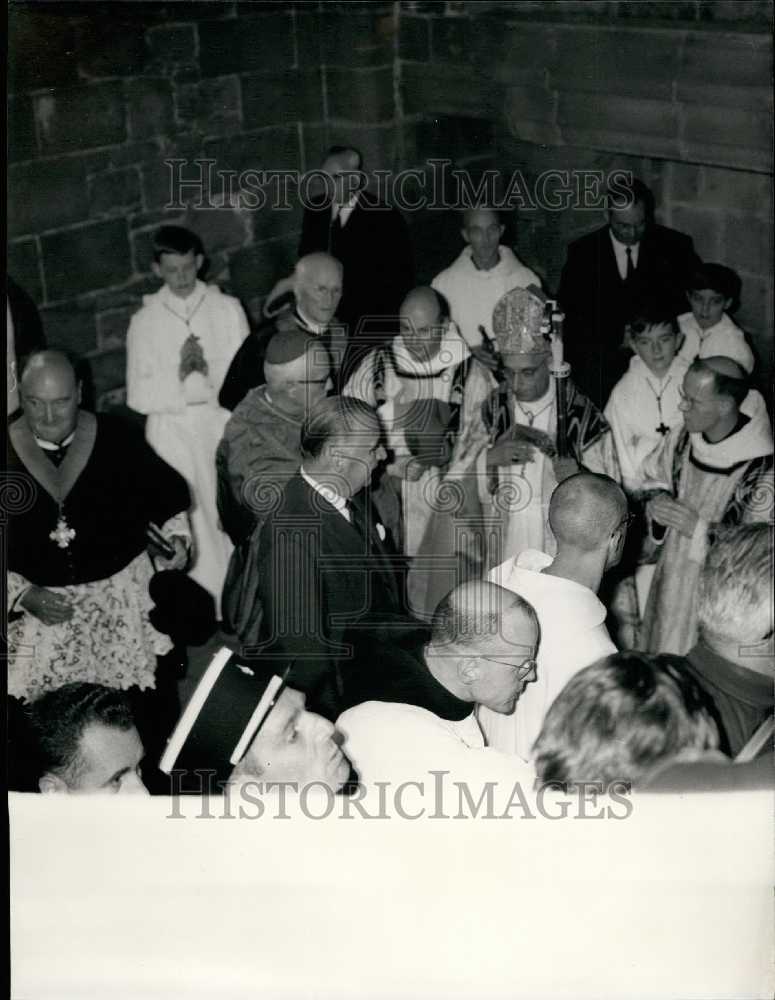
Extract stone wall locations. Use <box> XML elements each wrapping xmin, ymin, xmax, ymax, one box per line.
<box><xmin>8</xmin><ymin>1</ymin><xmax>773</xmax><ymax>405</ymax></box>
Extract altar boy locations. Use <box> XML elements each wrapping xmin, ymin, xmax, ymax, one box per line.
<box><xmin>126</xmin><ymin>226</ymin><xmax>249</xmax><ymax>614</ymax></box>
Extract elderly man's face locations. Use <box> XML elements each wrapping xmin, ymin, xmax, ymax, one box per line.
<box><xmin>502</xmin><ymin>353</ymin><xmax>551</xmax><ymax>402</ymax></box>
<box><xmin>41</xmin><ymin>723</ymin><xmax>147</xmax><ymax>795</ymax></box>
<box><xmin>399</xmin><ymin>300</ymin><xmax>444</xmax><ymax>362</ymax></box>
<box><xmin>679</xmin><ymin>368</ymin><xmax>724</xmax><ymax>435</ymax></box>
<box><xmin>243</xmin><ymin>688</ymin><xmax>349</xmax><ymax>790</ymax></box>
<box><xmin>21</xmin><ymin>364</ymin><xmax>81</xmax><ymax>445</ymax></box>
<box><xmin>296</xmin><ymin>262</ymin><xmax>343</xmax><ymax>327</ymax></box>
<box><xmin>470</xmin><ymin>612</ymin><xmax>539</xmax><ymax>715</ymax></box>
<box><xmin>608</xmin><ymin>200</ymin><xmax>647</xmax><ymax>246</ymax></box>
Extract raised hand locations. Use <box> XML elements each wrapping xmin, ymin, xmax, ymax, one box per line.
<box><xmin>20</xmin><ymin>585</ymin><xmax>75</xmax><ymax>626</ymax></box>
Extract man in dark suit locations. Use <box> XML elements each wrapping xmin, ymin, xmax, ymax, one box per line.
<box><xmin>249</xmin><ymin>395</ymin><xmax>416</xmax><ymax>719</ymax></box>
<box><xmin>558</xmin><ymin>177</ymin><xmax>700</xmax><ymax>408</ymax></box>
<box><xmin>298</xmin><ymin>146</ymin><xmax>415</xmax><ymax>379</ymax></box>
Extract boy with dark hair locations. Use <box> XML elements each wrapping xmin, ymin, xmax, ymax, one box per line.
<box><xmin>677</xmin><ymin>263</ymin><xmax>753</xmax><ymax>373</ymax></box>
<box><xmin>126</xmin><ymin>225</ymin><xmax>250</xmax><ymax>615</ymax></box>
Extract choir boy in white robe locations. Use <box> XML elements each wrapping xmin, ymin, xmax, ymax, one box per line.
<box><xmin>126</xmin><ymin>226</ymin><xmax>249</xmax><ymax>614</ymax></box>
<box><xmin>677</xmin><ymin>263</ymin><xmax>754</xmax><ymax>374</ymax></box>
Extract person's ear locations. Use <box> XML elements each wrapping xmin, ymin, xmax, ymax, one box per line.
<box><xmin>76</xmin><ymin>381</ymin><xmax>83</xmax><ymax>406</ymax></box>
<box><xmin>151</xmin><ymin>261</ymin><xmax>162</xmax><ymax>281</ymax></box>
<box><xmin>194</xmin><ymin>254</ymin><xmax>204</xmax><ymax>273</ymax></box>
<box><xmin>458</xmin><ymin>658</ymin><xmax>480</xmax><ymax>685</ymax></box>
<box><xmin>723</xmin><ymin>297</ymin><xmax>733</xmax><ymax>312</ymax></box>
<box><xmin>460</xmin><ymin>227</ymin><xmax>471</xmax><ymax>245</ymax></box>
<box><xmin>39</xmin><ymin>772</ymin><xmax>68</xmax><ymax>794</ymax></box>
<box><xmin>498</xmin><ymin>224</ymin><xmax>505</xmax><ymax>239</ymax></box>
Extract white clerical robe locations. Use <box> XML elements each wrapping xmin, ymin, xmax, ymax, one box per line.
<box><xmin>677</xmin><ymin>311</ymin><xmax>754</xmax><ymax>374</ymax></box>
<box><xmin>126</xmin><ymin>280</ymin><xmax>249</xmax><ymax>613</ymax></box>
<box><xmin>479</xmin><ymin>549</ymin><xmax>616</xmax><ymax>761</ymax></box>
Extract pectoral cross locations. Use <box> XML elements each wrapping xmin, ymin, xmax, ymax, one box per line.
<box><xmin>656</xmin><ymin>421</ymin><xmax>670</xmax><ymax>436</ymax></box>
<box><xmin>50</xmin><ymin>515</ymin><xmax>76</xmax><ymax>549</ymax></box>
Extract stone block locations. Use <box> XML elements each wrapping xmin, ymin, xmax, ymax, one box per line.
<box><xmin>241</xmin><ymin>71</ymin><xmax>325</xmax><ymax>129</ymax></box>
<box><xmin>485</xmin><ymin>22</ymin><xmax>555</xmax><ymax>88</ymax></box>
<box><xmin>89</xmin><ymin>167</ymin><xmax>143</xmax><ymax>217</ymax></box>
<box><xmin>295</xmin><ymin>12</ymin><xmax>324</xmax><ymax>69</ymax></box>
<box><xmin>145</xmin><ymin>23</ymin><xmax>199</xmax><ymax>69</ymax></box>
<box><xmin>671</xmin><ymin>205</ymin><xmax>722</xmax><ymax>261</ymax></box>
<box><xmin>399</xmin><ymin>16</ymin><xmax>430</xmax><ymax>61</ymax></box>
<box><xmin>142</xmin><ymin>148</ymin><xmax>221</xmax><ymax>213</ymax></box>
<box><xmin>318</xmin><ymin>11</ymin><xmax>394</xmax><ymax>67</ymax></box>
<box><xmin>35</xmin><ymin>83</ymin><xmax>127</xmax><ymax>155</ymax></box>
<box><xmin>409</xmin><ymin>116</ymin><xmax>496</xmax><ymax>167</ymax></box>
<box><xmin>109</xmin><ymin>140</ymin><xmax>164</xmax><ymax>170</ymax></box>
<box><xmin>75</xmin><ymin>14</ymin><xmax>147</xmax><ymax>79</ymax></box>
<box><xmin>554</xmin><ymin>25</ymin><xmax>680</xmax><ymax>101</ymax></box>
<box><xmin>8</xmin><ymin>95</ymin><xmax>37</xmax><ymax>164</ymax></box>
<box><xmin>7</xmin><ymin>239</ymin><xmax>44</xmax><ymax>305</ymax></box>
<box><xmin>228</xmin><ymin>235</ymin><xmax>299</xmax><ymax>302</ymax></box>
<box><xmin>559</xmin><ymin>93</ymin><xmax>681</xmax><ymax>159</ymax></box>
<box><xmin>39</xmin><ymin>302</ymin><xmax>98</xmax><ymax>355</ymax></box>
<box><xmin>699</xmin><ymin>0</ymin><xmax>773</xmax><ymax>23</ymax></box>
<box><xmin>88</xmin><ymin>347</ymin><xmax>128</xmax><ymax>394</ymax></box>
<box><xmin>204</xmin><ymin>128</ymin><xmax>302</xmax><ymax>179</ymax></box>
<box><xmin>126</xmin><ymin>78</ymin><xmax>175</xmax><ymax>139</ymax></box>
<box><xmin>42</xmin><ymin>220</ymin><xmax>133</xmax><ymax>302</ymax></box>
<box><xmin>8</xmin><ymin>7</ymin><xmax>79</xmax><ymax>92</ymax></box>
<box><xmin>678</xmin><ymin>31</ymin><xmax>772</xmax><ymax>109</ymax></box>
<box><xmin>131</xmin><ymin>229</ymin><xmax>160</xmax><ymax>276</ymax></box>
<box><xmin>198</xmin><ymin>13</ymin><xmax>294</xmax><ymax>77</ymax></box>
<box><xmin>8</xmin><ymin>158</ymin><xmax>90</xmax><ymax>239</ymax></box>
<box><xmin>722</xmin><ymin>212</ymin><xmax>772</xmax><ymax>277</ymax></box>
<box><xmin>682</xmin><ymin>104</ymin><xmax>772</xmax><ymax>171</ymax></box>
<box><xmin>700</xmin><ymin>166</ymin><xmax>773</xmax><ymax>215</ymax></box>
<box><xmin>666</xmin><ymin>160</ymin><xmax>704</xmax><ymax>205</ymax></box>
<box><xmin>248</xmin><ymin>195</ymin><xmax>304</xmax><ymax>244</ymax></box>
<box><xmin>402</xmin><ymin>63</ymin><xmax>499</xmax><ymax>117</ymax></box>
<box><xmin>175</xmin><ymin>76</ymin><xmax>243</xmax><ymax>135</ymax></box>
<box><xmin>97</xmin><ymin>307</ymin><xmax>136</xmax><ymax>350</ymax></box>
<box><xmin>327</xmin><ymin>67</ymin><xmax>395</xmax><ymax>124</ymax></box>
<box><xmin>302</xmin><ymin>123</ymin><xmax>398</xmax><ymax>175</ymax></box>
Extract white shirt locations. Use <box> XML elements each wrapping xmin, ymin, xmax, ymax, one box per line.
<box><xmin>300</xmin><ymin>467</ymin><xmax>351</xmax><ymax>523</ymax></box>
<box><xmin>609</xmin><ymin>230</ymin><xmax>640</xmax><ymax>280</ymax></box>
<box><xmin>332</xmin><ymin>192</ymin><xmax>359</xmax><ymax>228</ymax></box>
<box><xmin>677</xmin><ymin>311</ymin><xmax>754</xmax><ymax>374</ymax></box>
<box><xmin>480</xmin><ymin>549</ymin><xmax>616</xmax><ymax>760</ymax></box>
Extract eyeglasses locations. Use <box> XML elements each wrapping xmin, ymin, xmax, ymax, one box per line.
<box><xmin>480</xmin><ymin>656</ymin><xmax>537</xmax><ymax>680</ymax></box>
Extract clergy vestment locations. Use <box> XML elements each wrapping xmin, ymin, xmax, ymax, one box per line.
<box><xmin>7</xmin><ymin>412</ymin><xmax>190</xmax><ymax>701</ymax></box>
<box><xmin>431</xmin><ymin>245</ymin><xmax>540</xmax><ymax>349</ymax></box>
<box><xmin>479</xmin><ymin>549</ymin><xmax>616</xmax><ymax>761</ymax></box>
<box><xmin>344</xmin><ymin>325</ymin><xmax>471</xmax><ymax>618</ymax></box>
<box><xmin>216</xmin><ymin>385</ymin><xmax>303</xmax><ymax>546</ymax></box>
<box><xmin>126</xmin><ymin>280</ymin><xmax>248</xmax><ymax>613</ymax></box>
<box><xmin>639</xmin><ymin>390</ymin><xmax>773</xmax><ymax>656</ymax></box>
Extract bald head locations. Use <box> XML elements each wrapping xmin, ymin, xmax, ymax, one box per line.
<box><xmin>264</xmin><ymin>331</ymin><xmax>331</xmax><ymax>413</ymax></box>
<box><xmin>549</xmin><ymin>473</ymin><xmax>628</xmax><ymax>552</ymax></box>
<box><xmin>294</xmin><ymin>253</ymin><xmax>343</xmax><ymax>328</ymax></box>
<box><xmin>399</xmin><ymin>287</ymin><xmax>444</xmax><ymax>361</ymax></box>
<box><xmin>20</xmin><ymin>350</ymin><xmax>81</xmax><ymax>445</ymax></box>
<box><xmin>432</xmin><ymin>580</ymin><xmax>538</xmax><ymax>652</ymax></box>
<box><xmin>687</xmin><ymin>356</ymin><xmax>749</xmax><ymax>410</ymax></box>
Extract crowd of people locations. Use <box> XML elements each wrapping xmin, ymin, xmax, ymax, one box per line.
<box><xmin>6</xmin><ymin>153</ymin><xmax>773</xmax><ymax>802</ymax></box>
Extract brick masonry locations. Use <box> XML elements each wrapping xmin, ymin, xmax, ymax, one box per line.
<box><xmin>7</xmin><ymin>1</ymin><xmax>773</xmax><ymax>407</ymax></box>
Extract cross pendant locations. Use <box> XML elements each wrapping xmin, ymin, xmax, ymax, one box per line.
<box><xmin>656</xmin><ymin>422</ymin><xmax>670</xmax><ymax>436</ymax></box>
<box><xmin>50</xmin><ymin>515</ymin><xmax>76</xmax><ymax>549</ymax></box>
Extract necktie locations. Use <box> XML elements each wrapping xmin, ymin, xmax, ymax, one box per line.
<box><xmin>625</xmin><ymin>246</ymin><xmax>635</xmax><ymax>282</ymax></box>
<box><xmin>328</xmin><ymin>204</ymin><xmax>340</xmax><ymax>253</ymax></box>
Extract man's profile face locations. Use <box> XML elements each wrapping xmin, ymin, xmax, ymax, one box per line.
<box><xmin>470</xmin><ymin>613</ymin><xmax>539</xmax><ymax>714</ymax></box>
<box><xmin>152</xmin><ymin>250</ymin><xmax>203</xmax><ymax>300</ymax></box>
<box><xmin>243</xmin><ymin>688</ymin><xmax>349</xmax><ymax>790</ymax></box>
<box><xmin>296</xmin><ymin>263</ymin><xmax>343</xmax><ymax>327</ymax></box>
<box><xmin>501</xmin><ymin>353</ymin><xmax>551</xmax><ymax>402</ymax></box>
<box><xmin>462</xmin><ymin>209</ymin><xmax>504</xmax><ymax>269</ymax></box>
<box><xmin>608</xmin><ymin>199</ymin><xmax>647</xmax><ymax>246</ymax></box>
<box><xmin>21</xmin><ymin>364</ymin><xmax>81</xmax><ymax>445</ymax></box>
<box><xmin>331</xmin><ymin>421</ymin><xmax>386</xmax><ymax>497</ymax></box>
<box><xmin>679</xmin><ymin>368</ymin><xmax>723</xmax><ymax>435</ymax></box>
<box><xmin>41</xmin><ymin>723</ymin><xmax>147</xmax><ymax>795</ymax></box>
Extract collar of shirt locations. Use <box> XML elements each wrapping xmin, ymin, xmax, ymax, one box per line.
<box><xmin>300</xmin><ymin>467</ymin><xmax>351</xmax><ymax>522</ymax></box>
<box><xmin>160</xmin><ymin>280</ymin><xmax>207</xmax><ymax>317</ymax></box>
<box><xmin>333</xmin><ymin>191</ymin><xmax>359</xmax><ymax>228</ymax></box>
<box><xmin>34</xmin><ymin>430</ymin><xmax>76</xmax><ymax>451</ymax></box>
<box><xmin>295</xmin><ymin>307</ymin><xmax>328</xmax><ymax>336</ymax></box>
<box><xmin>609</xmin><ymin>229</ymin><xmax>640</xmax><ymax>279</ymax></box>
